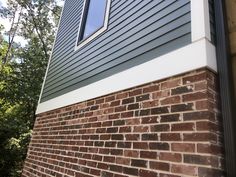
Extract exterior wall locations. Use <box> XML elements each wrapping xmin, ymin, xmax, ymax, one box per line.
<box><xmin>22</xmin><ymin>68</ymin><xmax>224</xmax><ymax>177</ymax></box>
<box><xmin>40</xmin><ymin>0</ymin><xmax>191</xmax><ymax>102</ymax></box>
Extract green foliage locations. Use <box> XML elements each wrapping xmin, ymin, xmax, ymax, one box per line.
<box><xmin>0</xmin><ymin>0</ymin><xmax>62</xmax><ymax>176</ymax></box>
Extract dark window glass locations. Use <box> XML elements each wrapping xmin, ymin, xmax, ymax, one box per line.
<box><xmin>79</xmin><ymin>0</ymin><xmax>107</xmax><ymax>41</ymax></box>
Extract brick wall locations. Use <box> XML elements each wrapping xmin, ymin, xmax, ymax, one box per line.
<box><xmin>22</xmin><ymin>68</ymin><xmax>224</xmax><ymax>177</ymax></box>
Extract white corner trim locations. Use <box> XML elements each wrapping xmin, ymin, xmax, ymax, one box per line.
<box><xmin>191</xmin><ymin>0</ymin><xmax>211</xmax><ymax>42</ymax></box>
<box><xmin>36</xmin><ymin>39</ymin><xmax>217</xmax><ymax>114</ymax></box>
<box><xmin>37</xmin><ymin>1</ymin><xmax>66</xmax><ymax>105</ymax></box>
<box><xmin>74</xmin><ymin>0</ymin><xmax>111</xmax><ymax>50</ymax></box>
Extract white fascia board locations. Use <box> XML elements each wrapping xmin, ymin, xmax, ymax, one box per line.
<box><xmin>36</xmin><ymin>39</ymin><xmax>217</xmax><ymax>114</ymax></box>
<box><xmin>191</xmin><ymin>0</ymin><xmax>211</xmax><ymax>42</ymax></box>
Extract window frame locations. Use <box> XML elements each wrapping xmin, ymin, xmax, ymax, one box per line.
<box><xmin>75</xmin><ymin>0</ymin><xmax>111</xmax><ymax>50</ymax></box>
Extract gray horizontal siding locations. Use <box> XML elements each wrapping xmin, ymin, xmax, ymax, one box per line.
<box><xmin>40</xmin><ymin>0</ymin><xmax>191</xmax><ymax>102</ymax></box>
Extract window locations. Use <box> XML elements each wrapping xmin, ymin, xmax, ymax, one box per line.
<box><xmin>76</xmin><ymin>0</ymin><xmax>111</xmax><ymax>49</ymax></box>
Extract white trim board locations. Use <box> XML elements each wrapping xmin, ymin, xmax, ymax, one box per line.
<box><xmin>36</xmin><ymin>39</ymin><xmax>217</xmax><ymax>114</ymax></box>
<box><xmin>191</xmin><ymin>0</ymin><xmax>211</xmax><ymax>42</ymax></box>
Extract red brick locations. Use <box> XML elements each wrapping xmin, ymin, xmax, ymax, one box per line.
<box><xmin>133</xmin><ymin>126</ymin><xmax>149</xmax><ymax>132</ymax></box>
<box><xmin>103</xmin><ymin>107</ymin><xmax>114</xmax><ymax>114</ymax></box>
<box><xmin>110</xmin><ymin>149</ymin><xmax>123</xmax><ymax>156</ymax></box>
<box><xmin>161</xmin><ymin>133</ymin><xmax>181</xmax><ymax>141</ymax></box>
<box><xmin>108</xmin><ymin>113</ymin><xmax>120</xmax><ymax>120</ymax></box>
<box><xmin>141</xmin><ymin>116</ymin><xmax>159</xmax><ymax>124</ymax></box>
<box><xmin>161</xmin><ymin>79</ymin><xmax>181</xmax><ymax>90</ymax></box>
<box><xmin>110</xmin><ymin>165</ymin><xmax>123</xmax><ymax>173</ymax></box>
<box><xmin>126</xmin><ymin>118</ymin><xmax>140</xmax><ymax>125</ymax></box>
<box><xmin>151</xmin><ymin>124</ymin><xmax>170</xmax><ymax>132</ymax></box>
<box><xmin>151</xmin><ymin>107</ymin><xmax>169</xmax><ymax>115</ymax></box>
<box><xmin>183</xmin><ymin>72</ymin><xmax>207</xmax><ymax>84</ymax></box>
<box><xmin>141</xmin><ymin>133</ymin><xmax>158</xmax><ymax>141</ymax></box>
<box><xmin>171</xmin><ymin>143</ymin><xmax>195</xmax><ymax>152</ymax></box>
<box><xmin>195</xmin><ymin>81</ymin><xmax>207</xmax><ymax>91</ymax></box>
<box><xmin>140</xmin><ymin>151</ymin><xmax>157</xmax><ymax>159</ymax></box>
<box><xmin>183</xmin><ymin>133</ymin><xmax>217</xmax><ymax>142</ymax></box>
<box><xmin>196</xmin><ymin>121</ymin><xmax>218</xmax><ymax>131</ymax></box>
<box><xmin>171</xmin><ymin>85</ymin><xmax>193</xmax><ymax>95</ymax></box>
<box><xmin>102</xmin><ymin>120</ymin><xmax>112</xmax><ymax>127</ymax></box>
<box><xmin>105</xmin><ymin>95</ymin><xmax>115</xmax><ymax>102</ymax></box>
<box><xmin>136</xmin><ymin>94</ymin><xmax>150</xmax><ymax>102</ymax></box>
<box><xmin>122</xmin><ymin>97</ymin><xmax>134</xmax><ymax>105</ymax></box>
<box><xmin>152</xmin><ymin>90</ymin><xmax>170</xmax><ymax>99</ymax></box>
<box><xmin>119</xmin><ymin>126</ymin><xmax>132</xmax><ymax>133</ymax></box>
<box><xmin>95</xmin><ymin>98</ymin><xmax>105</xmax><ymax>104</ymax></box>
<box><xmin>115</xmin><ymin>105</ymin><xmax>126</xmax><ymax>112</ymax></box>
<box><xmin>198</xmin><ymin>167</ymin><xmax>224</xmax><ymax>177</ymax></box>
<box><xmin>114</xmin><ymin>174</ymin><xmax>128</xmax><ymax>177</ymax></box>
<box><xmin>110</xmin><ymin>100</ymin><xmax>120</xmax><ymax>107</ymax></box>
<box><xmin>149</xmin><ymin>142</ymin><xmax>169</xmax><ymax>150</ymax></box>
<box><xmin>159</xmin><ymin>152</ymin><xmax>182</xmax><ymax>162</ymax></box>
<box><xmin>143</xmin><ymin>84</ymin><xmax>159</xmax><ymax>93</ymax></box>
<box><xmin>139</xmin><ymin>169</ymin><xmax>158</xmax><ymax>177</ymax></box>
<box><xmin>171</xmin><ymin>103</ymin><xmax>194</xmax><ymax>112</ymax></box>
<box><xmin>133</xmin><ymin>142</ymin><xmax>148</xmax><ymax>149</ymax></box>
<box><xmin>128</xmin><ymin>103</ymin><xmax>139</xmax><ymax>110</ymax></box>
<box><xmin>184</xmin><ymin>154</ymin><xmax>215</xmax><ymax>166</ymax></box>
<box><xmin>183</xmin><ymin>111</ymin><xmax>215</xmax><ymax>121</ymax></box>
<box><xmin>100</xmin><ymin>135</ymin><xmax>110</xmax><ymax>140</ymax></box>
<box><xmin>183</xmin><ymin>91</ymin><xmax>207</xmax><ymax>102</ymax></box>
<box><xmin>160</xmin><ymin>96</ymin><xmax>181</xmax><ymax>105</ymax></box>
<box><xmin>113</xmin><ymin>120</ymin><xmax>125</xmax><ymax>126</ymax></box>
<box><xmin>196</xmin><ymin>100</ymin><xmax>214</xmax><ymax>111</ymax></box>
<box><xmin>121</xmin><ymin>111</ymin><xmax>133</xmax><ymax>118</ymax></box>
<box><xmin>116</xmin><ymin>157</ymin><xmax>130</xmax><ymax>165</ymax></box>
<box><xmin>142</xmin><ymin>100</ymin><xmax>159</xmax><ymax>108</ymax></box>
<box><xmin>106</xmin><ymin>127</ymin><xmax>118</xmax><ymax>133</ymax></box>
<box><xmin>197</xmin><ymin>144</ymin><xmax>222</xmax><ymax>155</ymax></box>
<box><xmin>137</xmin><ymin>109</ymin><xmax>150</xmax><ymax>116</ymax></box>
<box><xmin>159</xmin><ymin>174</ymin><xmax>181</xmax><ymax>177</ymax></box>
<box><xmin>131</xmin><ymin>159</ymin><xmax>147</xmax><ymax>167</ymax></box>
<box><xmin>123</xmin><ymin>167</ymin><xmax>138</xmax><ymax>176</ymax></box>
<box><xmin>116</xmin><ymin>92</ymin><xmax>128</xmax><ymax>99</ymax></box>
<box><xmin>124</xmin><ymin>150</ymin><xmax>139</xmax><ymax>158</ymax></box>
<box><xmin>171</xmin><ymin>164</ymin><xmax>197</xmax><ymax>176</ymax></box>
<box><xmin>117</xmin><ymin>142</ymin><xmax>131</xmax><ymax>148</ymax></box>
<box><xmin>125</xmin><ymin>134</ymin><xmax>139</xmax><ymax>141</ymax></box>
<box><xmin>161</xmin><ymin>114</ymin><xmax>180</xmax><ymax>122</ymax></box>
<box><xmin>171</xmin><ymin>123</ymin><xmax>195</xmax><ymax>131</ymax></box>
<box><xmin>129</xmin><ymin>88</ymin><xmax>142</xmax><ymax>96</ymax></box>
<box><xmin>101</xmin><ymin>171</ymin><xmax>114</xmax><ymax>177</ymax></box>
<box><xmin>97</xmin><ymin>163</ymin><xmax>108</xmax><ymax>170</ymax></box>
<box><xmin>87</xmin><ymin>100</ymin><xmax>95</xmax><ymax>106</ymax></box>
<box><xmin>150</xmin><ymin>161</ymin><xmax>170</xmax><ymax>171</ymax></box>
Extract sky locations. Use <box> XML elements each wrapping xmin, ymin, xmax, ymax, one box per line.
<box><xmin>0</xmin><ymin>0</ymin><xmax>64</xmax><ymax>46</ymax></box>
<box><xmin>0</xmin><ymin>0</ymin><xmax>27</xmax><ymax>45</ymax></box>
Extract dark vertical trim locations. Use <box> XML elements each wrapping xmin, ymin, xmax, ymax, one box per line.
<box><xmin>214</xmin><ymin>0</ymin><xmax>236</xmax><ymax>177</ymax></box>
<box><xmin>78</xmin><ymin>0</ymin><xmax>90</xmax><ymax>42</ymax></box>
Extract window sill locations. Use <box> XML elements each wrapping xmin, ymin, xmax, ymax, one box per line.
<box><xmin>75</xmin><ymin>25</ymin><xmax>108</xmax><ymax>51</ymax></box>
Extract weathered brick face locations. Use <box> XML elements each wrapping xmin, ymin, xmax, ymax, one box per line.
<box><xmin>22</xmin><ymin>68</ymin><xmax>224</xmax><ymax>177</ymax></box>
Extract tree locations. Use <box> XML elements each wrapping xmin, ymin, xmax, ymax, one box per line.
<box><xmin>0</xmin><ymin>0</ymin><xmax>62</xmax><ymax>176</ymax></box>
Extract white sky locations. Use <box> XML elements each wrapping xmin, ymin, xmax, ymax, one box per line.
<box><xmin>0</xmin><ymin>0</ymin><xmax>27</xmax><ymax>45</ymax></box>
<box><xmin>0</xmin><ymin>0</ymin><xmax>64</xmax><ymax>46</ymax></box>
